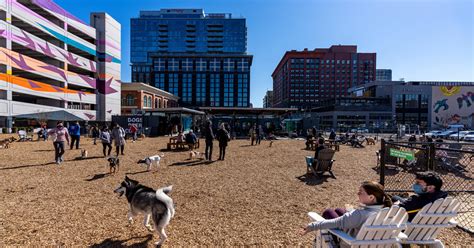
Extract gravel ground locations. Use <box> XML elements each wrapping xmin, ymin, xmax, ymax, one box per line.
<box><xmin>0</xmin><ymin>135</ymin><xmax>472</xmax><ymax>247</ymax></box>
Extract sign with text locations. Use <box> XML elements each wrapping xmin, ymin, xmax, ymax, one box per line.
<box><xmin>127</xmin><ymin>116</ymin><xmax>143</xmax><ymax>129</ymax></box>
<box><xmin>389</xmin><ymin>148</ymin><xmax>414</xmax><ymax>161</ymax></box>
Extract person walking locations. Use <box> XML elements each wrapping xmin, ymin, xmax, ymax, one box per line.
<box><xmin>68</xmin><ymin>121</ymin><xmax>81</xmax><ymax>149</ymax></box>
<box><xmin>216</xmin><ymin>124</ymin><xmax>230</xmax><ymax>160</ymax></box>
<box><xmin>256</xmin><ymin>124</ymin><xmax>264</xmax><ymax>145</ymax></box>
<box><xmin>91</xmin><ymin>124</ymin><xmax>99</xmax><ymax>145</ymax></box>
<box><xmin>204</xmin><ymin>121</ymin><xmax>214</xmax><ymax>161</ymax></box>
<box><xmin>129</xmin><ymin>124</ymin><xmax>138</xmax><ymax>142</ymax></box>
<box><xmin>111</xmin><ymin>123</ymin><xmax>126</xmax><ymax>156</ymax></box>
<box><xmin>48</xmin><ymin>121</ymin><xmax>70</xmax><ymax>164</ymax></box>
<box><xmin>100</xmin><ymin>126</ymin><xmax>112</xmax><ymax>157</ymax></box>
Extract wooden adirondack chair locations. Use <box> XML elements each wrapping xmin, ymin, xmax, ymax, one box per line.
<box><xmin>398</xmin><ymin>197</ymin><xmax>460</xmax><ymax>248</ymax></box>
<box><xmin>308</xmin><ymin>205</ymin><xmax>408</xmax><ymax>248</ymax></box>
<box><xmin>312</xmin><ymin>148</ymin><xmax>336</xmax><ymax>178</ymax></box>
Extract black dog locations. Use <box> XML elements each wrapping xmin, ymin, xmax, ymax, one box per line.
<box><xmin>107</xmin><ymin>156</ymin><xmax>120</xmax><ymax>174</ymax></box>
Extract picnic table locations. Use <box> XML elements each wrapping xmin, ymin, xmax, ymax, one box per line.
<box><xmin>167</xmin><ymin>136</ymin><xmax>200</xmax><ymax>150</ymax></box>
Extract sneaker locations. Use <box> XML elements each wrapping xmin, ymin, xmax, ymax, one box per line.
<box><xmin>60</xmin><ymin>156</ymin><xmax>64</xmax><ymax>162</ymax></box>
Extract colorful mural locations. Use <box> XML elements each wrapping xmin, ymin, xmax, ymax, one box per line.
<box><xmin>432</xmin><ymin>86</ymin><xmax>474</xmax><ymax>129</ymax></box>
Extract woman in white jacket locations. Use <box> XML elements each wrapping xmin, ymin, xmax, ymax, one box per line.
<box><xmin>111</xmin><ymin>123</ymin><xmax>125</xmax><ymax>156</ymax></box>
<box><xmin>300</xmin><ymin>181</ymin><xmax>392</xmax><ymax>240</ymax></box>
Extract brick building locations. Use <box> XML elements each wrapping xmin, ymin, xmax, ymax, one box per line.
<box><xmin>121</xmin><ymin>82</ymin><xmax>178</xmax><ymax>115</ymax></box>
<box><xmin>271</xmin><ymin>45</ymin><xmax>376</xmax><ymax>108</ymax></box>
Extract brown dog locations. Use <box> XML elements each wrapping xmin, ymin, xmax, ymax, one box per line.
<box><xmin>365</xmin><ymin>137</ymin><xmax>376</xmax><ymax>145</ymax></box>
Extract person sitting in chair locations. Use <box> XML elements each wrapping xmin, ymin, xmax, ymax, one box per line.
<box><xmin>185</xmin><ymin>130</ymin><xmax>198</xmax><ymax>150</ymax></box>
<box><xmin>392</xmin><ymin>172</ymin><xmax>447</xmax><ymax>221</ymax></box>
<box><xmin>351</xmin><ymin>134</ymin><xmax>364</xmax><ymax>148</ymax></box>
<box><xmin>314</xmin><ymin>138</ymin><xmax>326</xmax><ymax>159</ymax></box>
<box><xmin>300</xmin><ymin>181</ymin><xmax>392</xmax><ymax>240</ymax></box>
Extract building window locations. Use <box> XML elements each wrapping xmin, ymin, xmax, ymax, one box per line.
<box><xmin>148</xmin><ymin>96</ymin><xmax>152</xmax><ymax>107</ymax></box>
<box><xmin>169</xmin><ymin>58</ymin><xmax>179</xmax><ymax>71</ymax></box>
<box><xmin>196</xmin><ymin>59</ymin><xmax>207</xmax><ymax>71</ymax></box>
<box><xmin>154</xmin><ymin>59</ymin><xmax>166</xmax><ymax>71</ymax></box>
<box><xmin>155</xmin><ymin>98</ymin><xmax>159</xmax><ymax>108</ymax></box>
<box><xmin>237</xmin><ymin>74</ymin><xmax>248</xmax><ymax>107</ymax></box>
<box><xmin>143</xmin><ymin>96</ymin><xmax>148</xmax><ymax>108</ymax></box>
<box><xmin>224</xmin><ymin>74</ymin><xmax>234</xmax><ymax>107</ymax></box>
<box><xmin>182</xmin><ymin>73</ymin><xmax>193</xmax><ymax>103</ymax></box>
<box><xmin>237</xmin><ymin>59</ymin><xmax>249</xmax><ymax>72</ymax></box>
<box><xmin>210</xmin><ymin>59</ymin><xmax>220</xmax><ymax>72</ymax></box>
<box><xmin>182</xmin><ymin>58</ymin><xmax>193</xmax><ymax>71</ymax></box>
<box><xmin>169</xmin><ymin>73</ymin><xmax>179</xmax><ymax>96</ymax></box>
<box><xmin>154</xmin><ymin>73</ymin><xmax>165</xmax><ymax>89</ymax></box>
<box><xmin>196</xmin><ymin>73</ymin><xmax>206</xmax><ymax>104</ymax></box>
<box><xmin>210</xmin><ymin>74</ymin><xmax>220</xmax><ymax>106</ymax></box>
<box><xmin>224</xmin><ymin>59</ymin><xmax>235</xmax><ymax>72</ymax></box>
<box><xmin>126</xmin><ymin>94</ymin><xmax>135</xmax><ymax>106</ymax></box>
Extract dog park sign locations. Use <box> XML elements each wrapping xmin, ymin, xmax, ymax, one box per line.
<box><xmin>389</xmin><ymin>148</ymin><xmax>414</xmax><ymax>161</ymax></box>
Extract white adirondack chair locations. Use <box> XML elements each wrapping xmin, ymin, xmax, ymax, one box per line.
<box><xmin>398</xmin><ymin>197</ymin><xmax>460</xmax><ymax>248</ymax></box>
<box><xmin>308</xmin><ymin>205</ymin><xmax>408</xmax><ymax>248</ymax></box>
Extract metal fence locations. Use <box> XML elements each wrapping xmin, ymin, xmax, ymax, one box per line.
<box><xmin>379</xmin><ymin>139</ymin><xmax>473</xmax><ymax>233</ymax></box>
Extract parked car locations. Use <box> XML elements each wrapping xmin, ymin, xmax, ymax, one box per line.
<box><xmin>425</xmin><ymin>130</ymin><xmax>443</xmax><ymax>138</ymax></box>
<box><xmin>437</xmin><ymin>130</ymin><xmax>458</xmax><ymax>139</ymax></box>
<box><xmin>448</xmin><ymin>131</ymin><xmax>474</xmax><ymax>140</ymax></box>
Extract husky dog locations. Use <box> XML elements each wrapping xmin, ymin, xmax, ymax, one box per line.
<box><xmin>189</xmin><ymin>150</ymin><xmax>204</xmax><ymax>160</ymax></box>
<box><xmin>137</xmin><ymin>153</ymin><xmax>164</xmax><ymax>171</ymax></box>
<box><xmin>81</xmin><ymin>149</ymin><xmax>88</xmax><ymax>159</ymax></box>
<box><xmin>114</xmin><ymin>176</ymin><xmax>175</xmax><ymax>247</ymax></box>
<box><xmin>107</xmin><ymin>156</ymin><xmax>120</xmax><ymax>174</ymax></box>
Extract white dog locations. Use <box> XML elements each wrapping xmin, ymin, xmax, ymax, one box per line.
<box><xmin>137</xmin><ymin>153</ymin><xmax>165</xmax><ymax>171</ymax></box>
<box><xmin>189</xmin><ymin>151</ymin><xmax>205</xmax><ymax>160</ymax></box>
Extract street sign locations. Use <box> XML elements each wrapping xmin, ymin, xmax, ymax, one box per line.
<box><xmin>389</xmin><ymin>148</ymin><xmax>414</xmax><ymax>161</ymax></box>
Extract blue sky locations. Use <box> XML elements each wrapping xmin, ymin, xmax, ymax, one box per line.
<box><xmin>56</xmin><ymin>0</ymin><xmax>473</xmax><ymax>107</ymax></box>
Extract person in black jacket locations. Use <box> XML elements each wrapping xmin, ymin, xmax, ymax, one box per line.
<box><xmin>203</xmin><ymin>120</ymin><xmax>215</xmax><ymax>161</ymax></box>
<box><xmin>216</xmin><ymin>123</ymin><xmax>230</xmax><ymax>160</ymax></box>
<box><xmin>393</xmin><ymin>171</ymin><xmax>447</xmax><ymax>221</ymax></box>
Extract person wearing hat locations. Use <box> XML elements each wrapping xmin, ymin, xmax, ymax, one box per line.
<box><xmin>393</xmin><ymin>171</ymin><xmax>447</xmax><ymax>221</ymax></box>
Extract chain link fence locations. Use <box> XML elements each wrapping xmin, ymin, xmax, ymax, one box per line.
<box><xmin>379</xmin><ymin>139</ymin><xmax>473</xmax><ymax>233</ymax></box>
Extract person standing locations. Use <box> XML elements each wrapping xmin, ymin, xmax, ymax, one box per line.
<box><xmin>256</xmin><ymin>124</ymin><xmax>264</xmax><ymax>145</ymax></box>
<box><xmin>130</xmin><ymin>124</ymin><xmax>138</xmax><ymax>142</ymax></box>
<box><xmin>91</xmin><ymin>124</ymin><xmax>99</xmax><ymax>145</ymax></box>
<box><xmin>68</xmin><ymin>121</ymin><xmax>81</xmax><ymax>149</ymax></box>
<box><xmin>48</xmin><ymin>121</ymin><xmax>70</xmax><ymax>164</ymax></box>
<box><xmin>249</xmin><ymin>124</ymin><xmax>257</xmax><ymax>146</ymax></box>
<box><xmin>100</xmin><ymin>126</ymin><xmax>112</xmax><ymax>157</ymax></box>
<box><xmin>216</xmin><ymin>124</ymin><xmax>230</xmax><ymax>160</ymax></box>
<box><xmin>111</xmin><ymin>123</ymin><xmax>126</xmax><ymax>156</ymax></box>
<box><xmin>204</xmin><ymin>121</ymin><xmax>214</xmax><ymax>161</ymax></box>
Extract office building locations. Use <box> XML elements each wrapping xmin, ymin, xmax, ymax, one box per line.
<box><xmin>376</xmin><ymin>69</ymin><xmax>392</xmax><ymax>81</ymax></box>
<box><xmin>0</xmin><ymin>0</ymin><xmax>121</xmax><ymax>128</ymax></box>
<box><xmin>263</xmin><ymin>90</ymin><xmax>273</xmax><ymax>108</ymax></box>
<box><xmin>272</xmin><ymin>45</ymin><xmax>376</xmax><ymax>109</ymax></box>
<box><xmin>130</xmin><ymin>9</ymin><xmax>252</xmax><ymax>107</ymax></box>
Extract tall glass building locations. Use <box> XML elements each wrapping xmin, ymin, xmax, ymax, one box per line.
<box><xmin>131</xmin><ymin>9</ymin><xmax>252</xmax><ymax>107</ymax></box>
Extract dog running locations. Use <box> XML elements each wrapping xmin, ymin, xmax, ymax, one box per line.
<box><xmin>114</xmin><ymin>176</ymin><xmax>175</xmax><ymax>247</ymax></box>
<box><xmin>107</xmin><ymin>156</ymin><xmax>120</xmax><ymax>174</ymax></box>
<box><xmin>137</xmin><ymin>153</ymin><xmax>165</xmax><ymax>171</ymax></box>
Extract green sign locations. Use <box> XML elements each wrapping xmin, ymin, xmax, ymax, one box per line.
<box><xmin>390</xmin><ymin>148</ymin><xmax>414</xmax><ymax>161</ymax></box>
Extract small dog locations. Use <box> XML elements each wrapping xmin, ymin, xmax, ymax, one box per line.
<box><xmin>269</xmin><ymin>140</ymin><xmax>274</xmax><ymax>147</ymax></box>
<box><xmin>137</xmin><ymin>153</ymin><xmax>164</xmax><ymax>171</ymax></box>
<box><xmin>366</xmin><ymin>137</ymin><xmax>376</xmax><ymax>145</ymax></box>
<box><xmin>81</xmin><ymin>149</ymin><xmax>88</xmax><ymax>159</ymax></box>
<box><xmin>189</xmin><ymin>151</ymin><xmax>204</xmax><ymax>160</ymax></box>
<box><xmin>0</xmin><ymin>140</ymin><xmax>10</xmax><ymax>149</ymax></box>
<box><xmin>139</xmin><ymin>133</ymin><xmax>146</xmax><ymax>139</ymax></box>
<box><xmin>107</xmin><ymin>156</ymin><xmax>120</xmax><ymax>174</ymax></box>
<box><xmin>114</xmin><ymin>176</ymin><xmax>175</xmax><ymax>247</ymax></box>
